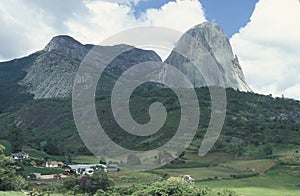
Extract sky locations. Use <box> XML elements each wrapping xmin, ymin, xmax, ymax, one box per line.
<box><xmin>0</xmin><ymin>0</ymin><xmax>299</xmax><ymax>100</ymax></box>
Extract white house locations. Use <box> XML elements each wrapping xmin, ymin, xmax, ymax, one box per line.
<box><xmin>45</xmin><ymin>161</ymin><xmax>64</xmax><ymax>168</ymax></box>
<box><xmin>11</xmin><ymin>151</ymin><xmax>29</xmax><ymax>162</ymax></box>
<box><xmin>67</xmin><ymin>164</ymin><xmax>107</xmax><ymax>175</ymax></box>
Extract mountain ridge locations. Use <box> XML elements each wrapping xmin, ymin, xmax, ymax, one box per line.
<box><xmin>1</xmin><ymin>22</ymin><xmax>251</xmax><ymax>100</ymax></box>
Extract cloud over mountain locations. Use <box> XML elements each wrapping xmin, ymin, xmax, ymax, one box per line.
<box><xmin>230</xmin><ymin>0</ymin><xmax>300</xmax><ymax>100</ymax></box>
<box><xmin>0</xmin><ymin>0</ymin><xmax>205</xmax><ymax>61</ymax></box>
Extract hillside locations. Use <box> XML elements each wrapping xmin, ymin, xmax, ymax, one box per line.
<box><xmin>0</xmin><ymin>87</ymin><xmax>299</xmax><ymax>158</ymax></box>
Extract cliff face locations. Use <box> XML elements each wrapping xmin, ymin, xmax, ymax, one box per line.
<box><xmin>19</xmin><ymin>50</ymin><xmax>79</xmax><ymax>99</ymax></box>
<box><xmin>19</xmin><ymin>22</ymin><xmax>250</xmax><ymax>99</ymax></box>
<box><xmin>19</xmin><ymin>36</ymin><xmax>162</xmax><ymax>99</ymax></box>
<box><xmin>163</xmin><ymin>22</ymin><xmax>251</xmax><ymax>91</ymax></box>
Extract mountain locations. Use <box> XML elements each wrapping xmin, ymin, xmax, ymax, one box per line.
<box><xmin>1</xmin><ymin>22</ymin><xmax>299</xmax><ymax>158</ymax></box>
<box><xmin>162</xmin><ymin>22</ymin><xmax>251</xmax><ymax>91</ymax></box>
<box><xmin>19</xmin><ymin>35</ymin><xmax>162</xmax><ymax>99</ymax></box>
<box><xmin>13</xmin><ymin>22</ymin><xmax>250</xmax><ymax>101</ymax></box>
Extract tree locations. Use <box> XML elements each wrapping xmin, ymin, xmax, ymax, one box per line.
<box><xmin>0</xmin><ymin>145</ymin><xmax>27</xmax><ymax>191</ymax></box>
<box><xmin>263</xmin><ymin>145</ymin><xmax>273</xmax><ymax>156</ymax></box>
<box><xmin>9</xmin><ymin>126</ymin><xmax>24</xmax><ymax>152</ymax></box>
<box><xmin>44</xmin><ymin>138</ymin><xmax>60</xmax><ymax>155</ymax></box>
<box><xmin>91</xmin><ymin>170</ymin><xmax>113</xmax><ymax>192</ymax></box>
<box><xmin>63</xmin><ymin>169</ymin><xmax>113</xmax><ymax>195</ymax></box>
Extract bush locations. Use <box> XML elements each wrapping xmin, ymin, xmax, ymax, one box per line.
<box><xmin>130</xmin><ymin>180</ymin><xmax>238</xmax><ymax>196</ymax></box>
<box><xmin>63</xmin><ymin>169</ymin><xmax>114</xmax><ymax>195</ymax></box>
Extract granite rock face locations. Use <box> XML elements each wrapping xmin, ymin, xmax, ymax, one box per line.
<box><xmin>162</xmin><ymin>22</ymin><xmax>251</xmax><ymax>91</ymax></box>
<box><xmin>20</xmin><ymin>22</ymin><xmax>251</xmax><ymax>99</ymax></box>
<box><xmin>20</xmin><ymin>36</ymin><xmax>161</xmax><ymax>99</ymax></box>
<box><xmin>44</xmin><ymin>35</ymin><xmax>90</xmax><ymax>61</ymax></box>
<box><xmin>20</xmin><ymin>50</ymin><xmax>79</xmax><ymax>99</ymax></box>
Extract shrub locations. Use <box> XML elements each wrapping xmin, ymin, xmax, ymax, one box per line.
<box><xmin>63</xmin><ymin>169</ymin><xmax>113</xmax><ymax>195</ymax></box>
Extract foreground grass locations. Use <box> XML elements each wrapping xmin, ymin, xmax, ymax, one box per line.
<box><xmin>196</xmin><ymin>173</ymin><xmax>299</xmax><ymax>189</ymax></box>
<box><xmin>0</xmin><ymin>191</ymin><xmax>25</xmax><ymax>196</ymax></box>
<box><xmin>196</xmin><ymin>165</ymin><xmax>300</xmax><ymax>196</ymax></box>
<box><xmin>232</xmin><ymin>187</ymin><xmax>300</xmax><ymax>196</ymax></box>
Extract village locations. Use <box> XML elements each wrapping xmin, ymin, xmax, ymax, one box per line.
<box><xmin>11</xmin><ymin>151</ymin><xmax>119</xmax><ymax>181</ymax></box>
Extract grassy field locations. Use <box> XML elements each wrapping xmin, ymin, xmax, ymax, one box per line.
<box><xmin>195</xmin><ymin>165</ymin><xmax>300</xmax><ymax>195</ymax></box>
<box><xmin>24</xmin><ymin>166</ymin><xmax>64</xmax><ymax>176</ymax></box>
<box><xmin>232</xmin><ymin>187</ymin><xmax>300</xmax><ymax>196</ymax></box>
<box><xmin>72</xmin><ymin>155</ymin><xmax>99</xmax><ymax>164</ymax></box>
<box><xmin>108</xmin><ymin>170</ymin><xmax>162</xmax><ymax>185</ymax></box>
<box><xmin>154</xmin><ymin>153</ymin><xmax>276</xmax><ymax>181</ymax></box>
<box><xmin>0</xmin><ymin>191</ymin><xmax>25</xmax><ymax>196</ymax></box>
<box><xmin>221</xmin><ymin>159</ymin><xmax>276</xmax><ymax>173</ymax></box>
<box><xmin>153</xmin><ymin>153</ymin><xmax>299</xmax><ymax>195</ymax></box>
<box><xmin>155</xmin><ymin>166</ymin><xmax>236</xmax><ymax>180</ymax></box>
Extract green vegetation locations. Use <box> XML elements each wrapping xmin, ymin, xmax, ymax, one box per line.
<box><xmin>0</xmin><ymin>140</ymin><xmax>12</xmax><ymax>155</ymax></box>
<box><xmin>0</xmin><ymin>52</ymin><xmax>41</xmax><ymax>113</ymax></box>
<box><xmin>63</xmin><ymin>169</ymin><xmax>113</xmax><ymax>195</ymax></box>
<box><xmin>232</xmin><ymin>187</ymin><xmax>300</xmax><ymax>196</ymax></box>
<box><xmin>61</xmin><ymin>173</ymin><xmax>237</xmax><ymax>196</ymax></box>
<box><xmin>23</xmin><ymin>166</ymin><xmax>64</xmax><ymax>176</ymax></box>
<box><xmin>0</xmin><ymin>145</ymin><xmax>27</xmax><ymax>191</ymax></box>
<box><xmin>0</xmin><ymin>191</ymin><xmax>25</xmax><ymax>196</ymax></box>
<box><xmin>117</xmin><ymin>181</ymin><xmax>238</xmax><ymax>196</ymax></box>
<box><xmin>0</xmin><ymin>87</ymin><xmax>299</xmax><ymax>158</ymax></box>
<box><xmin>196</xmin><ymin>165</ymin><xmax>300</xmax><ymax>195</ymax></box>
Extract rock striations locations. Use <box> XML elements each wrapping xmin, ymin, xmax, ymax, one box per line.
<box><xmin>20</xmin><ymin>36</ymin><xmax>161</xmax><ymax>99</ymax></box>
<box><xmin>163</xmin><ymin>22</ymin><xmax>251</xmax><ymax>91</ymax></box>
<box><xmin>19</xmin><ymin>22</ymin><xmax>251</xmax><ymax>99</ymax></box>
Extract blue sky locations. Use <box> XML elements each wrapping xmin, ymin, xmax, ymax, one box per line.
<box><xmin>200</xmin><ymin>0</ymin><xmax>258</xmax><ymax>36</ymax></box>
<box><xmin>132</xmin><ymin>0</ymin><xmax>258</xmax><ymax>37</ymax></box>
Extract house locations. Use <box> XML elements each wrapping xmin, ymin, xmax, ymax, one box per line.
<box><xmin>11</xmin><ymin>151</ymin><xmax>29</xmax><ymax>162</ymax></box>
<box><xmin>67</xmin><ymin>164</ymin><xmax>107</xmax><ymax>175</ymax></box>
<box><xmin>45</xmin><ymin>161</ymin><xmax>64</xmax><ymax>168</ymax></box>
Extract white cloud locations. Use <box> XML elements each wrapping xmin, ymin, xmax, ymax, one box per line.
<box><xmin>0</xmin><ymin>0</ymin><xmax>206</xmax><ymax>61</ymax></box>
<box><xmin>230</xmin><ymin>0</ymin><xmax>300</xmax><ymax>100</ymax></box>
<box><xmin>141</xmin><ymin>0</ymin><xmax>206</xmax><ymax>32</ymax></box>
<box><xmin>65</xmin><ymin>0</ymin><xmax>206</xmax><ymax>59</ymax></box>
<box><xmin>0</xmin><ymin>0</ymin><xmax>57</xmax><ymax>60</ymax></box>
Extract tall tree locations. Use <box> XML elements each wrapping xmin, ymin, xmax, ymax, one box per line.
<box><xmin>0</xmin><ymin>145</ymin><xmax>26</xmax><ymax>190</ymax></box>
<box><xmin>9</xmin><ymin>126</ymin><xmax>24</xmax><ymax>153</ymax></box>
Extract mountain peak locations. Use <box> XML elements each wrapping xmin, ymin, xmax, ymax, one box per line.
<box><xmin>45</xmin><ymin>35</ymin><xmax>82</xmax><ymax>50</ymax></box>
<box><xmin>163</xmin><ymin>22</ymin><xmax>251</xmax><ymax>91</ymax></box>
<box><xmin>44</xmin><ymin>35</ymin><xmax>88</xmax><ymax>61</ymax></box>
<box><xmin>193</xmin><ymin>22</ymin><xmax>221</xmax><ymax>29</ymax></box>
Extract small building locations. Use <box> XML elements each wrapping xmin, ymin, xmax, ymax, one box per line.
<box><xmin>67</xmin><ymin>164</ymin><xmax>107</xmax><ymax>175</ymax></box>
<box><xmin>46</xmin><ymin>161</ymin><xmax>64</xmax><ymax>168</ymax></box>
<box><xmin>11</xmin><ymin>151</ymin><xmax>29</xmax><ymax>162</ymax></box>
